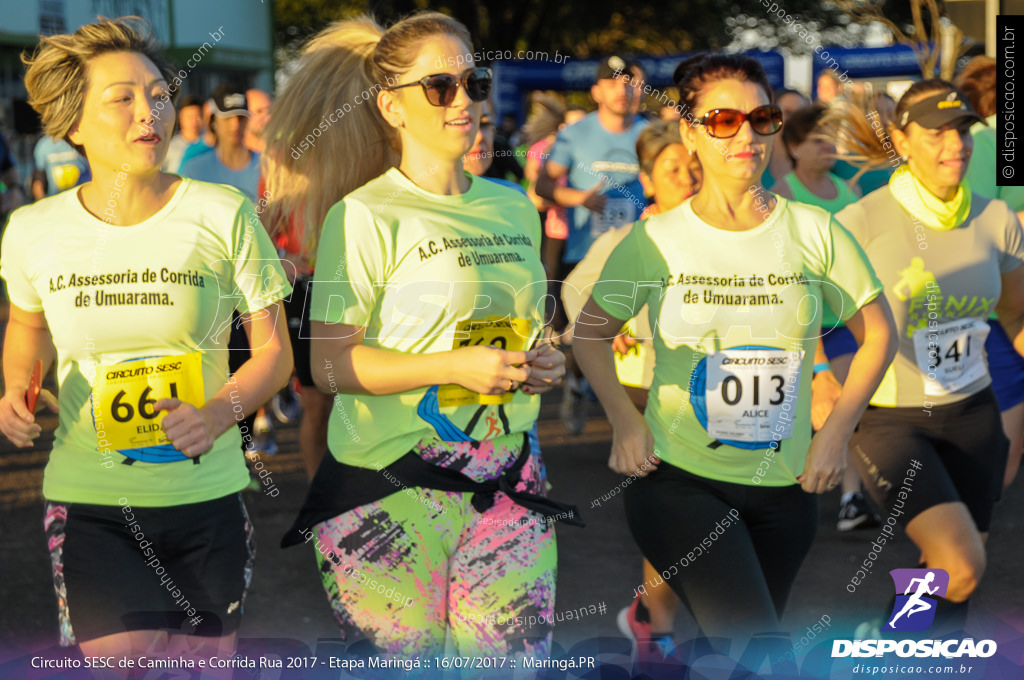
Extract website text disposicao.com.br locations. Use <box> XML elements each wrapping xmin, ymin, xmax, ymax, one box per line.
<box><xmin>848</xmin><ymin>663</ymin><xmax>980</xmax><ymax>676</ymax></box>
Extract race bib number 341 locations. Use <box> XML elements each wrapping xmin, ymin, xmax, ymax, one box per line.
<box><xmin>913</xmin><ymin>318</ymin><xmax>990</xmax><ymax>396</ymax></box>
<box><xmin>93</xmin><ymin>353</ymin><xmax>205</xmax><ymax>450</ymax></box>
<box><xmin>705</xmin><ymin>348</ymin><xmax>803</xmax><ymax>443</ymax></box>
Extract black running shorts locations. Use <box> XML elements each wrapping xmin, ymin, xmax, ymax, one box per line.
<box><xmin>850</xmin><ymin>388</ymin><xmax>1008</xmax><ymax>532</ymax></box>
<box><xmin>44</xmin><ymin>493</ymin><xmax>254</xmax><ymax>645</ymax></box>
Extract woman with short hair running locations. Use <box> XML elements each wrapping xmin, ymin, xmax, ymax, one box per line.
<box><xmin>273</xmin><ymin>13</ymin><xmax>573</xmax><ymax>661</ymax></box>
<box><xmin>0</xmin><ymin>17</ymin><xmax>292</xmax><ymax>669</ymax></box>
<box><xmin>574</xmin><ymin>53</ymin><xmax>896</xmax><ymax>656</ymax></box>
<box><xmin>822</xmin><ymin>79</ymin><xmax>1023</xmax><ymax>635</ymax></box>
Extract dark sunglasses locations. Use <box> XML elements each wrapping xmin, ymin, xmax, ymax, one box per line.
<box><xmin>388</xmin><ymin>67</ymin><xmax>493</xmax><ymax>107</ymax></box>
<box><xmin>699</xmin><ymin>105</ymin><xmax>783</xmax><ymax>138</ymax></box>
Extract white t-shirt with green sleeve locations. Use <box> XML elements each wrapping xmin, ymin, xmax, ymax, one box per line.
<box><xmin>836</xmin><ymin>185</ymin><xmax>1024</xmax><ymax>408</ymax></box>
<box><xmin>592</xmin><ymin>196</ymin><xmax>883</xmax><ymax>486</ymax></box>
<box><xmin>310</xmin><ymin>168</ymin><xmax>546</xmax><ymax>469</ymax></box>
<box><xmin>0</xmin><ymin>179</ymin><xmax>292</xmax><ymax>506</ymax></box>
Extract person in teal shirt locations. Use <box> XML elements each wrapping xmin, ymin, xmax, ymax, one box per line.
<box><xmin>957</xmin><ymin>55</ymin><xmax>1024</xmax><ymax>492</ymax></box>
<box><xmin>773</xmin><ymin>103</ymin><xmax>880</xmax><ymax>532</ymax></box>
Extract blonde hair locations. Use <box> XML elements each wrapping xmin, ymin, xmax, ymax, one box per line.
<box><xmin>818</xmin><ymin>79</ymin><xmax>956</xmax><ymax>181</ymax></box>
<box><xmin>261</xmin><ymin>12</ymin><xmax>472</xmax><ymax>253</ymax></box>
<box><xmin>22</xmin><ymin>16</ymin><xmax>173</xmax><ymax>154</ymax></box>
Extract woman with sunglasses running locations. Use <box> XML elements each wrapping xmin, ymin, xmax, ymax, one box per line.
<box><xmin>273</xmin><ymin>13</ymin><xmax>571</xmax><ymax>661</ymax></box>
<box><xmin>822</xmin><ymin>80</ymin><xmax>1022</xmax><ymax>635</ymax></box>
<box><xmin>574</xmin><ymin>53</ymin><xmax>896</xmax><ymax>653</ymax></box>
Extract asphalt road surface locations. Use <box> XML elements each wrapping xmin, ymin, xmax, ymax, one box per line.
<box><xmin>2</xmin><ymin>391</ymin><xmax>1023</xmax><ymax>679</ymax></box>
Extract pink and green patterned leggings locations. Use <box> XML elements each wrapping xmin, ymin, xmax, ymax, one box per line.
<box><xmin>311</xmin><ymin>435</ymin><xmax>557</xmax><ymax>659</ymax></box>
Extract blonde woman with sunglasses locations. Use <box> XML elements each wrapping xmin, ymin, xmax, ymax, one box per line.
<box><xmin>268</xmin><ymin>13</ymin><xmax>573</xmax><ymax>661</ymax></box>
<box><xmin>574</xmin><ymin>53</ymin><xmax>896</xmax><ymax>653</ymax></box>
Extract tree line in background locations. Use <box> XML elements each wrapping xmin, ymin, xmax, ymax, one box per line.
<box><xmin>273</xmin><ymin>0</ymin><xmax>970</xmax><ymax>78</ymax></box>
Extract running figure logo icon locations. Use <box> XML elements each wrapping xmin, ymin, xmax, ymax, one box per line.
<box><xmin>884</xmin><ymin>568</ymin><xmax>950</xmax><ymax>632</ymax></box>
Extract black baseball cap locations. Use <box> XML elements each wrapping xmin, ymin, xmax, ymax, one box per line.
<box><xmin>210</xmin><ymin>84</ymin><xmax>250</xmax><ymax>117</ymax></box>
<box><xmin>596</xmin><ymin>55</ymin><xmax>630</xmax><ymax>82</ymax></box>
<box><xmin>898</xmin><ymin>91</ymin><xmax>983</xmax><ymax>130</ymax></box>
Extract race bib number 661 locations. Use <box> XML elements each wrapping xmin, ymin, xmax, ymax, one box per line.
<box><xmin>93</xmin><ymin>353</ymin><xmax>204</xmax><ymax>451</ymax></box>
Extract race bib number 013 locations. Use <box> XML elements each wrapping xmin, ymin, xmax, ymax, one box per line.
<box><xmin>705</xmin><ymin>348</ymin><xmax>803</xmax><ymax>443</ymax></box>
<box><xmin>93</xmin><ymin>353</ymin><xmax>205</xmax><ymax>450</ymax></box>
<box><xmin>439</xmin><ymin>316</ymin><xmax>532</xmax><ymax>408</ymax></box>
<box><xmin>913</xmin><ymin>318</ymin><xmax>990</xmax><ymax>396</ymax></box>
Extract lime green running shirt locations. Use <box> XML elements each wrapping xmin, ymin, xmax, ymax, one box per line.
<box><xmin>782</xmin><ymin>172</ymin><xmax>858</xmax><ymax>216</ymax></box>
<box><xmin>0</xmin><ymin>179</ymin><xmax>292</xmax><ymax>506</ymax></box>
<box><xmin>593</xmin><ymin>196</ymin><xmax>882</xmax><ymax>486</ymax></box>
<box><xmin>966</xmin><ymin>116</ymin><xmax>1024</xmax><ymax>212</ymax></box>
<box><xmin>310</xmin><ymin>169</ymin><xmax>546</xmax><ymax>469</ymax></box>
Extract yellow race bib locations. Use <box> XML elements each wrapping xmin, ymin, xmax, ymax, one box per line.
<box><xmin>438</xmin><ymin>316</ymin><xmax>532</xmax><ymax>408</ymax></box>
<box><xmin>93</xmin><ymin>353</ymin><xmax>205</xmax><ymax>451</ymax></box>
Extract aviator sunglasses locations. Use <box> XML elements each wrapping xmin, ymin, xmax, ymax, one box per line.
<box><xmin>698</xmin><ymin>105</ymin><xmax>784</xmax><ymax>138</ymax></box>
<box><xmin>388</xmin><ymin>67</ymin><xmax>493</xmax><ymax>107</ymax></box>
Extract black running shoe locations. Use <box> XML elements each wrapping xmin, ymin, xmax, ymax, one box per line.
<box><xmin>838</xmin><ymin>492</ymin><xmax>881</xmax><ymax>531</ymax></box>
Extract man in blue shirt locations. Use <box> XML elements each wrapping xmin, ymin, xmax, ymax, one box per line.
<box><xmin>180</xmin><ymin>85</ymin><xmax>260</xmax><ymax>201</ymax></box>
<box><xmin>537</xmin><ymin>55</ymin><xmax>648</xmax><ymax>267</ymax></box>
<box><xmin>535</xmin><ymin>55</ymin><xmax>648</xmax><ymax>434</ymax></box>
<box><xmin>32</xmin><ymin>135</ymin><xmax>90</xmax><ymax>199</ymax></box>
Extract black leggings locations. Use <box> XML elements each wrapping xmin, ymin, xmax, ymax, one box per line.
<box><xmin>624</xmin><ymin>462</ymin><xmax>818</xmax><ymax>641</ymax></box>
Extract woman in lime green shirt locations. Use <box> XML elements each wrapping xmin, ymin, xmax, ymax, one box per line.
<box><xmin>271</xmin><ymin>12</ymin><xmax>572</xmax><ymax>661</ymax></box>
<box><xmin>574</xmin><ymin>52</ymin><xmax>896</xmax><ymax>651</ymax></box>
<box><xmin>0</xmin><ymin>17</ymin><xmax>292</xmax><ymax>666</ymax></box>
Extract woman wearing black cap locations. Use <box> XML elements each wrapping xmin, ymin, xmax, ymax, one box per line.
<box><xmin>823</xmin><ymin>79</ymin><xmax>1024</xmax><ymax>634</ymax></box>
<box><xmin>574</xmin><ymin>53</ymin><xmax>896</xmax><ymax>654</ymax></box>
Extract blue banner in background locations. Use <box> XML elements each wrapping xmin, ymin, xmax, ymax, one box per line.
<box><xmin>493</xmin><ymin>50</ymin><xmax>786</xmax><ymax>124</ymax></box>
